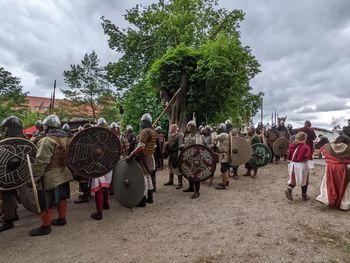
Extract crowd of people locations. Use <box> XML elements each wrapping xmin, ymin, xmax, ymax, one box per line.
<box><xmin>1</xmin><ymin>113</ymin><xmax>350</xmax><ymax>237</ymax></box>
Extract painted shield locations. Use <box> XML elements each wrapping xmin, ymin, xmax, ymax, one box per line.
<box><xmin>113</xmin><ymin>159</ymin><xmax>145</xmax><ymax>208</ymax></box>
<box><xmin>68</xmin><ymin>127</ymin><xmax>121</xmax><ymax>178</ymax></box>
<box><xmin>18</xmin><ymin>185</ymin><xmax>40</xmax><ymax>213</ymax></box>
<box><xmin>273</xmin><ymin>137</ymin><xmax>289</xmax><ymax>156</ymax></box>
<box><xmin>178</xmin><ymin>144</ymin><xmax>217</xmax><ymax>182</ymax></box>
<box><xmin>230</xmin><ymin>136</ymin><xmax>252</xmax><ymax>166</ymax></box>
<box><xmin>0</xmin><ymin>138</ymin><xmax>37</xmax><ymax>190</ymax></box>
<box><xmin>249</xmin><ymin>143</ymin><xmax>272</xmax><ymax>168</ymax></box>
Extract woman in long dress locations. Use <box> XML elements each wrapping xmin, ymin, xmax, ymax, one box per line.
<box><xmin>316</xmin><ymin>135</ymin><xmax>350</xmax><ymax>210</ymax></box>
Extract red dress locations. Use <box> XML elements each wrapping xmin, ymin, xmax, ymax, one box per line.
<box><xmin>316</xmin><ymin>145</ymin><xmax>350</xmax><ymax>209</ymax></box>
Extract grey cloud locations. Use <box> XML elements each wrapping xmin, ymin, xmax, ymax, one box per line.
<box><xmin>1</xmin><ymin>0</ymin><xmax>350</xmax><ymax>129</ymax></box>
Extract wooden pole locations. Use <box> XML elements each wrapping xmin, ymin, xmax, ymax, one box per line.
<box><xmin>260</xmin><ymin>97</ymin><xmax>263</xmax><ymax>124</ymax></box>
<box><xmin>152</xmin><ymin>87</ymin><xmax>182</xmax><ymax>127</ymax></box>
<box><xmin>52</xmin><ymin>80</ymin><xmax>56</xmax><ymax>114</ymax></box>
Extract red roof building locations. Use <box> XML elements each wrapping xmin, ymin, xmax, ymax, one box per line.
<box><xmin>25</xmin><ymin>96</ymin><xmax>101</xmax><ymax>119</ymax></box>
<box><xmin>26</xmin><ymin>96</ymin><xmax>55</xmax><ymax>113</ymax></box>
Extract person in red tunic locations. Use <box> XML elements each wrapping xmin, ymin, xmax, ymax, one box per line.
<box><xmin>285</xmin><ymin>132</ymin><xmax>312</xmax><ymax>201</ymax></box>
<box><xmin>316</xmin><ymin>135</ymin><xmax>350</xmax><ymax>210</ymax></box>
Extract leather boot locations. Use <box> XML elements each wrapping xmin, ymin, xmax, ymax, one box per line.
<box><xmin>233</xmin><ymin>167</ymin><xmax>239</xmax><ymax>180</ymax></box>
<box><xmin>164</xmin><ymin>174</ymin><xmax>174</xmax><ymax>186</ymax></box>
<box><xmin>251</xmin><ymin>170</ymin><xmax>257</xmax><ymax>178</ymax></box>
<box><xmin>146</xmin><ymin>190</ymin><xmax>154</xmax><ymax>204</ymax></box>
<box><xmin>151</xmin><ymin>172</ymin><xmax>156</xmax><ymax>192</ymax></box>
<box><xmin>137</xmin><ymin>196</ymin><xmax>147</xmax><ymax>207</ymax></box>
<box><xmin>302</xmin><ymin>194</ymin><xmax>310</xmax><ymax>201</ymax></box>
<box><xmin>215</xmin><ymin>183</ymin><xmax>226</xmax><ymax>190</ymax></box>
<box><xmin>285</xmin><ymin>187</ymin><xmax>293</xmax><ymax>201</ymax></box>
<box><xmin>0</xmin><ymin>220</ymin><xmax>14</xmax><ymax>232</ymax></box>
<box><xmin>29</xmin><ymin>226</ymin><xmax>51</xmax><ymax>236</ymax></box>
<box><xmin>176</xmin><ymin>175</ymin><xmax>183</xmax><ymax>189</ymax></box>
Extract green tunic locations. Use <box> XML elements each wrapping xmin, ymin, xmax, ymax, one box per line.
<box><xmin>33</xmin><ymin>136</ymin><xmax>73</xmax><ymax>190</ymax></box>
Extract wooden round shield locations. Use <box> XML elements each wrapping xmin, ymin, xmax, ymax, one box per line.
<box><xmin>0</xmin><ymin>138</ymin><xmax>37</xmax><ymax>190</ymax></box>
<box><xmin>113</xmin><ymin>160</ymin><xmax>145</xmax><ymax>208</ymax></box>
<box><xmin>273</xmin><ymin>137</ymin><xmax>289</xmax><ymax>156</ymax></box>
<box><xmin>18</xmin><ymin>185</ymin><xmax>39</xmax><ymax>214</ymax></box>
<box><xmin>178</xmin><ymin>144</ymin><xmax>216</xmax><ymax>182</ymax></box>
<box><xmin>230</xmin><ymin>136</ymin><xmax>252</xmax><ymax>166</ymax></box>
<box><xmin>68</xmin><ymin>127</ymin><xmax>121</xmax><ymax>178</ymax></box>
<box><xmin>249</xmin><ymin>143</ymin><xmax>272</xmax><ymax>168</ymax></box>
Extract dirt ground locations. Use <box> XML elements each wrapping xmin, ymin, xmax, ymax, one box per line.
<box><xmin>1</xmin><ymin>161</ymin><xmax>350</xmax><ymax>263</ymax></box>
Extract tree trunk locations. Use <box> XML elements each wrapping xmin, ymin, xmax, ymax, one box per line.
<box><xmin>160</xmin><ymin>72</ymin><xmax>189</xmax><ymax>132</ymax></box>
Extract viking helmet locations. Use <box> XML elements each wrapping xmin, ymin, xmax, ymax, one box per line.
<box><xmin>43</xmin><ymin>115</ymin><xmax>61</xmax><ymax>128</ymax></box>
<box><xmin>217</xmin><ymin>123</ymin><xmax>226</xmax><ymax>134</ymax></box>
<box><xmin>97</xmin><ymin>118</ymin><xmax>108</xmax><ymax>127</ymax></box>
<box><xmin>0</xmin><ymin>116</ymin><xmax>22</xmax><ymax>129</ymax></box>
<box><xmin>141</xmin><ymin>113</ymin><xmax>152</xmax><ymax>123</ymax></box>
<box><xmin>35</xmin><ymin>120</ymin><xmax>42</xmax><ymax>129</ymax></box>
<box><xmin>62</xmin><ymin>123</ymin><xmax>70</xmax><ymax>131</ymax></box>
<box><xmin>186</xmin><ymin>120</ymin><xmax>196</xmax><ymax>128</ymax></box>
<box><xmin>109</xmin><ymin>122</ymin><xmax>119</xmax><ymax>129</ymax></box>
<box><xmin>126</xmin><ymin>125</ymin><xmax>133</xmax><ymax>132</ymax></box>
<box><xmin>155</xmin><ymin>126</ymin><xmax>162</xmax><ymax>132</ymax></box>
<box><xmin>140</xmin><ymin>113</ymin><xmax>152</xmax><ymax>129</ymax></box>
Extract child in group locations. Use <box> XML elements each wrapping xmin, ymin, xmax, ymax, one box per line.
<box><xmin>285</xmin><ymin>131</ymin><xmax>312</xmax><ymax>201</ymax></box>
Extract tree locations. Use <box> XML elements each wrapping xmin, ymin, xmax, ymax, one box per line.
<box><xmin>62</xmin><ymin>50</ymin><xmax>111</xmax><ymax>120</ymax></box>
<box><xmin>102</xmin><ymin>0</ymin><xmax>262</xmax><ymax>129</ymax></box>
<box><xmin>102</xmin><ymin>0</ymin><xmax>244</xmax><ymax>91</ymax></box>
<box><xmin>0</xmin><ymin>67</ymin><xmax>27</xmax><ymax>120</ymax></box>
<box><xmin>123</xmin><ymin>80</ymin><xmax>168</xmax><ymax>132</ymax></box>
<box><xmin>147</xmin><ymin>34</ymin><xmax>261</xmax><ymax>129</ymax></box>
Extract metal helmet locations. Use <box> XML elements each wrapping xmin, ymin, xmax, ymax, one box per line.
<box><xmin>155</xmin><ymin>126</ymin><xmax>162</xmax><ymax>132</ymax></box>
<box><xmin>62</xmin><ymin>123</ymin><xmax>70</xmax><ymax>131</ymax></box>
<box><xmin>287</xmin><ymin>124</ymin><xmax>293</xmax><ymax>129</ymax></box>
<box><xmin>109</xmin><ymin>122</ymin><xmax>119</xmax><ymax>129</ymax></box>
<box><xmin>126</xmin><ymin>125</ymin><xmax>133</xmax><ymax>132</ymax></box>
<box><xmin>97</xmin><ymin>118</ymin><xmax>108</xmax><ymax>127</ymax></box>
<box><xmin>43</xmin><ymin>115</ymin><xmax>61</xmax><ymax>128</ymax></box>
<box><xmin>225</xmin><ymin>119</ymin><xmax>232</xmax><ymax>126</ymax></box>
<box><xmin>35</xmin><ymin>120</ymin><xmax>42</xmax><ymax>129</ymax></box>
<box><xmin>140</xmin><ymin>113</ymin><xmax>152</xmax><ymax>123</ymax></box>
<box><xmin>217</xmin><ymin>123</ymin><xmax>226</xmax><ymax>133</ymax></box>
<box><xmin>140</xmin><ymin>113</ymin><xmax>152</xmax><ymax>129</ymax></box>
<box><xmin>0</xmin><ymin>116</ymin><xmax>22</xmax><ymax>129</ymax></box>
<box><xmin>186</xmin><ymin>120</ymin><xmax>196</xmax><ymax>128</ymax></box>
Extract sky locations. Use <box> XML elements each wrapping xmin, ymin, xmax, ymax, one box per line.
<box><xmin>1</xmin><ymin>0</ymin><xmax>350</xmax><ymax>129</ymax></box>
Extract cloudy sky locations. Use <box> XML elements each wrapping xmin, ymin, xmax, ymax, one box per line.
<box><xmin>1</xmin><ymin>0</ymin><xmax>350</xmax><ymax>129</ymax></box>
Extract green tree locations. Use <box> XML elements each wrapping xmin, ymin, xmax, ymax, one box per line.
<box><xmin>0</xmin><ymin>67</ymin><xmax>27</xmax><ymax>120</ymax></box>
<box><xmin>123</xmin><ymin>80</ymin><xmax>168</xmax><ymax>132</ymax></box>
<box><xmin>102</xmin><ymin>0</ymin><xmax>244</xmax><ymax>91</ymax></box>
<box><xmin>102</xmin><ymin>0</ymin><xmax>262</xmax><ymax>129</ymax></box>
<box><xmin>148</xmin><ymin>33</ymin><xmax>261</xmax><ymax>129</ymax></box>
<box><xmin>62</xmin><ymin>50</ymin><xmax>111</xmax><ymax>120</ymax></box>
